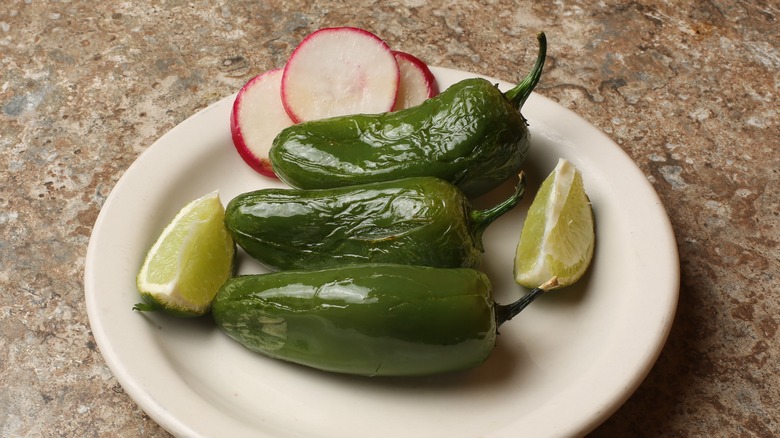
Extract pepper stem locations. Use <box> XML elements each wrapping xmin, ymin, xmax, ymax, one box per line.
<box><xmin>495</xmin><ymin>277</ymin><xmax>559</xmax><ymax>327</ymax></box>
<box><xmin>504</xmin><ymin>32</ymin><xmax>547</xmax><ymax>110</ymax></box>
<box><xmin>470</xmin><ymin>172</ymin><xmax>526</xmax><ymax>239</ymax></box>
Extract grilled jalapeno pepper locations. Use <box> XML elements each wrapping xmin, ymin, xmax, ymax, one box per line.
<box><xmin>212</xmin><ymin>264</ymin><xmax>554</xmax><ymax>377</ymax></box>
<box><xmin>269</xmin><ymin>32</ymin><xmax>546</xmax><ymax>198</ymax></box>
<box><xmin>224</xmin><ymin>174</ymin><xmax>525</xmax><ymax>270</ymax></box>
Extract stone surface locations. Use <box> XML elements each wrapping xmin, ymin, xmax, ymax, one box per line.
<box><xmin>1</xmin><ymin>0</ymin><xmax>777</xmax><ymax>436</ymax></box>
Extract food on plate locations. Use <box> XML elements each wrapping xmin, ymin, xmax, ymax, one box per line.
<box><xmin>281</xmin><ymin>27</ymin><xmax>400</xmax><ymax>122</ymax></box>
<box><xmin>230</xmin><ymin>68</ymin><xmax>294</xmax><ymax>178</ymax></box>
<box><xmin>212</xmin><ymin>263</ymin><xmax>557</xmax><ymax>376</ymax></box>
<box><xmin>224</xmin><ymin>174</ymin><xmax>526</xmax><ymax>271</ymax></box>
<box><xmin>269</xmin><ymin>32</ymin><xmax>546</xmax><ymax>198</ymax></box>
<box><xmin>514</xmin><ymin>158</ymin><xmax>595</xmax><ymax>288</ymax></box>
<box><xmin>131</xmin><ymin>29</ymin><xmax>594</xmax><ymax>380</ymax></box>
<box><xmin>391</xmin><ymin>50</ymin><xmax>439</xmax><ymax>110</ymax></box>
<box><xmin>134</xmin><ymin>191</ymin><xmax>235</xmax><ymax>317</ymax></box>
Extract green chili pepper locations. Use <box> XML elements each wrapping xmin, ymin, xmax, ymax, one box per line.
<box><xmin>224</xmin><ymin>174</ymin><xmax>525</xmax><ymax>271</ymax></box>
<box><xmin>269</xmin><ymin>32</ymin><xmax>546</xmax><ymax>198</ymax></box>
<box><xmin>211</xmin><ymin>264</ymin><xmax>555</xmax><ymax>377</ymax></box>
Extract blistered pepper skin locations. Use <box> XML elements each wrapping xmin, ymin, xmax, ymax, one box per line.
<box><xmin>269</xmin><ymin>33</ymin><xmax>546</xmax><ymax>198</ymax></box>
<box><xmin>225</xmin><ymin>175</ymin><xmax>525</xmax><ymax>271</ymax></box>
<box><xmin>211</xmin><ymin>264</ymin><xmax>496</xmax><ymax>377</ymax></box>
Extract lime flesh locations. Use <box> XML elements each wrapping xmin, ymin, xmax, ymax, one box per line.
<box><xmin>514</xmin><ymin>159</ymin><xmax>595</xmax><ymax>289</ymax></box>
<box><xmin>135</xmin><ymin>191</ymin><xmax>235</xmax><ymax>317</ymax></box>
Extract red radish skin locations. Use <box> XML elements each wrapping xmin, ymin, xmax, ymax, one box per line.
<box><xmin>230</xmin><ymin>68</ymin><xmax>294</xmax><ymax>178</ymax></box>
<box><xmin>392</xmin><ymin>51</ymin><xmax>439</xmax><ymax>110</ymax></box>
<box><xmin>282</xmin><ymin>27</ymin><xmax>400</xmax><ymax>122</ymax></box>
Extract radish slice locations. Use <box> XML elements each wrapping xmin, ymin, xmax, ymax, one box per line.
<box><xmin>282</xmin><ymin>27</ymin><xmax>400</xmax><ymax>122</ymax></box>
<box><xmin>230</xmin><ymin>68</ymin><xmax>294</xmax><ymax>178</ymax></box>
<box><xmin>392</xmin><ymin>51</ymin><xmax>439</xmax><ymax>111</ymax></box>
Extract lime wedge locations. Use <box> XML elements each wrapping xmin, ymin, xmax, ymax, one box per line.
<box><xmin>514</xmin><ymin>159</ymin><xmax>595</xmax><ymax>289</ymax></box>
<box><xmin>135</xmin><ymin>191</ymin><xmax>235</xmax><ymax>317</ymax></box>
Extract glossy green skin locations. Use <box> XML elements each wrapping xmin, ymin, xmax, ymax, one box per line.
<box><xmin>269</xmin><ymin>78</ymin><xmax>530</xmax><ymax>198</ymax></box>
<box><xmin>225</xmin><ymin>177</ymin><xmax>483</xmax><ymax>270</ymax></box>
<box><xmin>211</xmin><ymin>264</ymin><xmax>496</xmax><ymax>376</ymax></box>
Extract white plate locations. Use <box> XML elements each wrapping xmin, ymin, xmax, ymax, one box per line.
<box><xmin>85</xmin><ymin>67</ymin><xmax>679</xmax><ymax>438</ymax></box>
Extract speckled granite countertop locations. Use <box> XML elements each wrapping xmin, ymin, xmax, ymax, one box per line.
<box><xmin>1</xmin><ymin>0</ymin><xmax>777</xmax><ymax>436</ymax></box>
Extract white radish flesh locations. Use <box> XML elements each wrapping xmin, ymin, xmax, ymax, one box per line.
<box><xmin>392</xmin><ymin>51</ymin><xmax>439</xmax><ymax>110</ymax></box>
<box><xmin>281</xmin><ymin>27</ymin><xmax>400</xmax><ymax>122</ymax></box>
<box><xmin>230</xmin><ymin>68</ymin><xmax>294</xmax><ymax>178</ymax></box>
